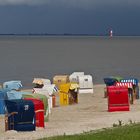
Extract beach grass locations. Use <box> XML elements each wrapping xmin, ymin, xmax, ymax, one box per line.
<box><xmin>39</xmin><ymin>123</ymin><xmax>140</xmax><ymax>140</ymax></box>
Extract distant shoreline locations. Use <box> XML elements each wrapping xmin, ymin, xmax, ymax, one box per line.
<box><xmin>0</xmin><ymin>34</ymin><xmax>140</xmax><ymax>37</ymax></box>
<box><xmin>0</xmin><ymin>33</ymin><xmax>104</xmax><ymax>36</ymax></box>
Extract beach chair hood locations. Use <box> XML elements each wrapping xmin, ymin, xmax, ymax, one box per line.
<box><xmin>3</xmin><ymin>81</ymin><xmax>22</xmax><ymax>90</ymax></box>
<box><xmin>33</xmin><ymin>78</ymin><xmax>51</xmax><ymax>85</ymax></box>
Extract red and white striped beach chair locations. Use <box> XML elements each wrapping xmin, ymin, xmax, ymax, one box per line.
<box><xmin>115</xmin><ymin>82</ymin><xmax>133</xmax><ymax>88</ymax></box>
<box><xmin>115</xmin><ymin>82</ymin><xmax>135</xmax><ymax>104</ymax></box>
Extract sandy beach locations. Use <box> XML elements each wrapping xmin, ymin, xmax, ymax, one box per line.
<box><xmin>0</xmin><ymin>84</ymin><xmax>140</xmax><ymax>140</ymax></box>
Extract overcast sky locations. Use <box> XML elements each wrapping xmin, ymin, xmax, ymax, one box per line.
<box><xmin>0</xmin><ymin>0</ymin><xmax>140</xmax><ymax>35</ymax></box>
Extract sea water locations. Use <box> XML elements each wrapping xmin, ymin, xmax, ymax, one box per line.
<box><xmin>0</xmin><ymin>36</ymin><xmax>140</xmax><ymax>87</ymax></box>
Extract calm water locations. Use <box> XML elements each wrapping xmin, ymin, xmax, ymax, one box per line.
<box><xmin>0</xmin><ymin>36</ymin><xmax>140</xmax><ymax>87</ymax></box>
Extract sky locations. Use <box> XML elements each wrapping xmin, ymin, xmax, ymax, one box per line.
<box><xmin>0</xmin><ymin>0</ymin><xmax>140</xmax><ymax>35</ymax></box>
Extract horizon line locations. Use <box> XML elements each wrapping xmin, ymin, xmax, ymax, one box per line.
<box><xmin>0</xmin><ymin>33</ymin><xmax>140</xmax><ymax>37</ymax></box>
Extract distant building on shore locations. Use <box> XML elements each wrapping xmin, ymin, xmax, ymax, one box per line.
<box><xmin>109</xmin><ymin>29</ymin><xmax>113</xmax><ymax>37</ymax></box>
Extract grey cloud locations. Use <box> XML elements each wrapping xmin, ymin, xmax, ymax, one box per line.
<box><xmin>56</xmin><ymin>0</ymin><xmax>140</xmax><ymax>8</ymax></box>
<box><xmin>0</xmin><ymin>0</ymin><xmax>139</xmax><ymax>7</ymax></box>
<box><xmin>0</xmin><ymin>0</ymin><xmax>51</xmax><ymax>5</ymax></box>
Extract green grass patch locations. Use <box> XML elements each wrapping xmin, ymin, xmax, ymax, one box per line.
<box><xmin>39</xmin><ymin>123</ymin><xmax>140</xmax><ymax>140</ymax></box>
